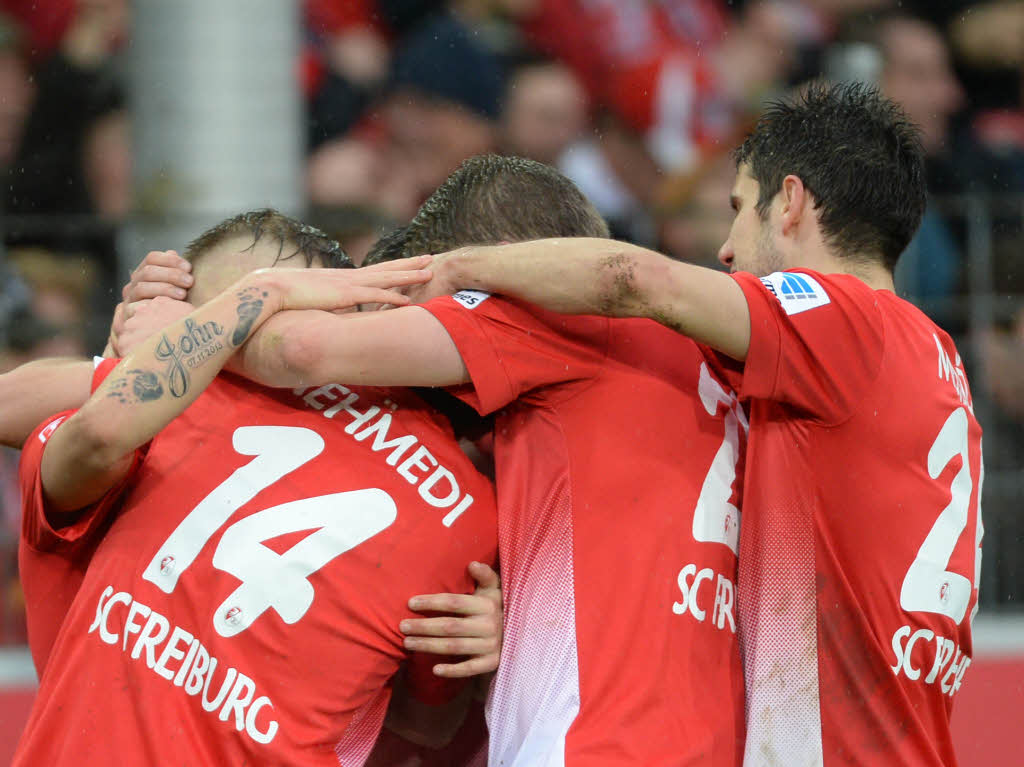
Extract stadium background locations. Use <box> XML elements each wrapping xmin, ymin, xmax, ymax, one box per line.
<box><xmin>0</xmin><ymin>0</ymin><xmax>1020</xmax><ymax>763</ymax></box>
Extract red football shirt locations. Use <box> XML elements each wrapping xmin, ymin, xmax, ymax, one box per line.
<box><xmin>423</xmin><ymin>292</ymin><xmax>745</xmax><ymax>766</ymax></box>
<box><xmin>731</xmin><ymin>270</ymin><xmax>983</xmax><ymax>767</ymax></box>
<box><xmin>15</xmin><ymin>372</ymin><xmax>497</xmax><ymax>766</ymax></box>
<box><xmin>18</xmin><ymin>357</ymin><xmax>131</xmax><ymax>674</ymax></box>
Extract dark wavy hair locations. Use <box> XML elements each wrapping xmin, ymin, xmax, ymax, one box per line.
<box><xmin>734</xmin><ymin>82</ymin><xmax>926</xmax><ymax>271</ymax></box>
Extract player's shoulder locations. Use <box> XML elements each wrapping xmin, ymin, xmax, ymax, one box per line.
<box><xmin>427</xmin><ymin>291</ymin><xmax>610</xmax><ymax>351</ymax></box>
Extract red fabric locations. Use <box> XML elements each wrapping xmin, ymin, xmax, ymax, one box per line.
<box><xmin>14</xmin><ymin>376</ymin><xmax>496</xmax><ymax>766</ymax></box>
<box><xmin>423</xmin><ymin>294</ymin><xmax>745</xmax><ymax>765</ymax></box>
<box><xmin>305</xmin><ymin>0</ymin><xmax>380</xmax><ymax>36</ymax></box>
<box><xmin>17</xmin><ymin>357</ymin><xmax>131</xmax><ymax>674</ymax></box>
<box><xmin>732</xmin><ymin>270</ymin><xmax>983</xmax><ymax>766</ymax></box>
<box><xmin>519</xmin><ymin>0</ymin><xmax>725</xmax><ymax>140</ymax></box>
<box><xmin>0</xmin><ymin>0</ymin><xmax>75</xmax><ymax>57</ymax></box>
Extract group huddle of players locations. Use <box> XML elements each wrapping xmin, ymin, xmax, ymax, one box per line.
<box><xmin>4</xmin><ymin>82</ymin><xmax>981</xmax><ymax>767</ymax></box>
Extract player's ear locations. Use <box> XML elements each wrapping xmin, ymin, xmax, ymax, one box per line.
<box><xmin>779</xmin><ymin>175</ymin><xmax>807</xmax><ymax>237</ymax></box>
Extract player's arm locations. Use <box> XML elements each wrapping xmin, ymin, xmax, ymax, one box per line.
<box><xmin>111</xmin><ymin>251</ymin><xmax>471</xmax><ymax>398</ymax></box>
<box><xmin>41</xmin><ymin>266</ymin><xmax>427</xmax><ymax>512</ymax></box>
<box><xmin>0</xmin><ymin>357</ymin><xmax>95</xmax><ymax>448</ymax></box>
<box><xmin>232</xmin><ymin>304</ymin><xmax>470</xmax><ymax>389</ymax></box>
<box><xmin>426</xmin><ymin>238</ymin><xmax>752</xmax><ymax>360</ymax></box>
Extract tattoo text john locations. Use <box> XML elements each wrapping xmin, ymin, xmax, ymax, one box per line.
<box><xmin>155</xmin><ymin>318</ymin><xmax>225</xmax><ymax>397</ymax></box>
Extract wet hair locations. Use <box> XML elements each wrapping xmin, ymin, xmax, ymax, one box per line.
<box><xmin>734</xmin><ymin>82</ymin><xmax>925</xmax><ymax>271</ymax></box>
<box><xmin>184</xmin><ymin>208</ymin><xmax>352</xmax><ymax>269</ymax></box>
<box><xmin>366</xmin><ymin>155</ymin><xmax>608</xmax><ymax>264</ymax></box>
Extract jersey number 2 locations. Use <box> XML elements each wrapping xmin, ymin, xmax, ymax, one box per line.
<box><xmin>142</xmin><ymin>425</ymin><xmax>396</xmax><ymax>637</ymax></box>
<box><xmin>692</xmin><ymin>363</ymin><xmax>747</xmax><ymax>555</ymax></box>
<box><xmin>900</xmin><ymin>407</ymin><xmax>984</xmax><ymax>625</ymax></box>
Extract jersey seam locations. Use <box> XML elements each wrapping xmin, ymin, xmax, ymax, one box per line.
<box><xmin>804</xmin><ymin>290</ymin><xmax>888</xmax><ymax>431</ymax></box>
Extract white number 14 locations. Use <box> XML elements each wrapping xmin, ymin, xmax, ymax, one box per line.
<box><xmin>142</xmin><ymin>426</ymin><xmax>396</xmax><ymax>637</ymax></box>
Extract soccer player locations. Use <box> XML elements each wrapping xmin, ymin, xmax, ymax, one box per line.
<box><xmin>12</xmin><ymin>211</ymin><xmax>499</xmax><ymax>766</ymax></box>
<box><xmin>153</xmin><ymin>156</ymin><xmax>747</xmax><ymax>766</ymax></box>
<box><xmin>411</xmin><ymin>86</ymin><xmax>985</xmax><ymax>766</ymax></box>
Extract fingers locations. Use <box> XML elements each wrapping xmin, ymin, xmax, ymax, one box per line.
<box><xmin>133</xmin><ymin>250</ymin><xmax>190</xmax><ymax>272</ymax></box>
<box><xmin>400</xmin><ymin>614</ymin><xmax>496</xmax><ymax>639</ymax></box>
<box><xmin>341</xmin><ymin>268</ymin><xmax>432</xmax><ymax>290</ymax></box>
<box><xmin>124</xmin><ymin>251</ymin><xmax>193</xmax><ymax>306</ymax></box>
<box><xmin>132</xmin><ymin>265</ymin><xmax>194</xmax><ymax>291</ymax></box>
<box><xmin>406</xmin><ymin>592</ymin><xmax>495</xmax><ymax>617</ymax></box>
<box><xmin>430</xmin><ymin>655</ymin><xmax>500</xmax><ymax>679</ymax></box>
<box><xmin>360</xmin><ymin>254</ymin><xmax>433</xmax><ymax>272</ymax></box>
<box><xmin>337</xmin><ymin>287</ymin><xmax>412</xmax><ymax>309</ymax></box>
<box><xmin>468</xmin><ymin>561</ymin><xmax>500</xmax><ymax>591</ymax></box>
<box><xmin>402</xmin><ymin>634</ymin><xmax>500</xmax><ymax>659</ymax></box>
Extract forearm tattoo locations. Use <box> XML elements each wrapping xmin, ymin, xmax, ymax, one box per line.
<box><xmin>104</xmin><ymin>289</ymin><xmax>262</xmax><ymax>407</ymax></box>
<box><xmin>231</xmin><ymin>287</ymin><xmax>267</xmax><ymax>346</ymax></box>
<box><xmin>106</xmin><ymin>369</ymin><xmax>165</xmax><ymax>404</ymax></box>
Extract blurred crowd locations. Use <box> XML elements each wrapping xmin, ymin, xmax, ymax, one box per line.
<box><xmin>1</xmin><ymin>0</ymin><xmax>1024</xmax><ymax>641</ymax></box>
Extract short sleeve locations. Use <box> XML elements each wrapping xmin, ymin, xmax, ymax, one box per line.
<box><xmin>421</xmin><ymin>294</ymin><xmax>609</xmax><ymax>415</ymax></box>
<box><xmin>733</xmin><ymin>270</ymin><xmax>885</xmax><ymax>423</ymax></box>
<box><xmin>19</xmin><ymin>358</ymin><xmax>144</xmax><ymax>552</ymax></box>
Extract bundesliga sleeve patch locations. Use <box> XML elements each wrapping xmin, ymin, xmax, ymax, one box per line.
<box><xmin>451</xmin><ymin>289</ymin><xmax>491</xmax><ymax>310</ymax></box>
<box><xmin>759</xmin><ymin>272</ymin><xmax>831</xmax><ymax>315</ymax></box>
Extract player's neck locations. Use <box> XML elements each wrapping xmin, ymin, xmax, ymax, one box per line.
<box><xmin>808</xmin><ymin>250</ymin><xmax>895</xmax><ymax>293</ymax></box>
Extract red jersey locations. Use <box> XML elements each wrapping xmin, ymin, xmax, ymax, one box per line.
<box><xmin>15</xmin><ymin>371</ymin><xmax>496</xmax><ymax>766</ymax></box>
<box><xmin>423</xmin><ymin>292</ymin><xmax>745</xmax><ymax>766</ymax></box>
<box><xmin>731</xmin><ymin>270</ymin><xmax>983</xmax><ymax>766</ymax></box>
<box><xmin>18</xmin><ymin>357</ymin><xmax>129</xmax><ymax>674</ymax></box>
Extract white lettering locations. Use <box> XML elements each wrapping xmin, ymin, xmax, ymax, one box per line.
<box><xmin>303</xmin><ymin>384</ymin><xmax>347</xmax><ymax>410</ymax></box>
<box><xmin>246</xmin><ymin>697</ymin><xmax>279</xmax><ymax>744</ymax></box>
<box><xmin>940</xmin><ymin>647</ymin><xmax>962</xmax><ymax>694</ymax></box>
<box><xmin>397</xmin><ymin>445</ymin><xmax>437</xmax><ymax>483</ymax></box>
<box><xmin>154</xmin><ymin>626</ymin><xmax>194</xmax><ymax>681</ymax></box>
<box><xmin>419</xmin><ymin>466</ymin><xmax>460</xmax><ymax>508</ymax></box>
<box><xmin>97</xmin><ymin>590</ymin><xmax>131</xmax><ymax>645</ymax></box>
<box><xmin>890</xmin><ymin>623</ymin><xmax>972</xmax><ymax>697</ymax></box>
<box><xmin>294</xmin><ymin>386</ymin><xmax>482</xmax><ymax>527</ymax></box>
<box><xmin>174</xmin><ymin>639</ymin><xmax>201</xmax><ymax>687</ymax></box>
<box><xmin>689</xmin><ymin>568</ymin><xmax>713</xmax><ymax>622</ymax></box>
<box><xmin>220</xmin><ymin>672</ymin><xmax>257</xmax><ymax>730</ymax></box>
<box><xmin>442</xmin><ymin>494</ymin><xmax>475</xmax><ymax>527</ymax></box>
<box><xmin>924</xmin><ymin>636</ymin><xmax>956</xmax><ymax>684</ymax></box>
<box><xmin>88</xmin><ymin>586</ymin><xmax>114</xmax><ymax>635</ymax></box>
<box><xmin>86</xmin><ymin>587</ymin><xmax>279</xmax><ymax>744</ymax></box>
<box><xmin>132</xmin><ymin>610</ymin><xmax>171</xmax><ymax>667</ymax></box>
<box><xmin>672</xmin><ymin>565</ymin><xmax>736</xmax><ymax>632</ymax></box>
<box><xmin>353</xmin><ymin>413</ymin><xmax>417</xmax><ymax>465</ymax></box>
<box><xmin>184</xmin><ymin>644</ymin><xmax>210</xmax><ymax>696</ymax></box>
<box><xmin>342</xmin><ymin>403</ymin><xmax>381</xmax><ymax>433</ymax></box>
<box><xmin>673</xmin><ymin>564</ymin><xmax>697</xmax><ymax>615</ymax></box>
<box><xmin>712</xmin><ymin>574</ymin><xmax>736</xmax><ymax>633</ymax></box>
<box><xmin>201</xmin><ymin>661</ymin><xmax>236</xmax><ymax>712</ymax></box>
<box><xmin>122</xmin><ymin>601</ymin><xmax>151</xmax><ymax>651</ymax></box>
<box><xmin>890</xmin><ymin>625</ymin><xmax>911</xmax><ymax>674</ymax></box>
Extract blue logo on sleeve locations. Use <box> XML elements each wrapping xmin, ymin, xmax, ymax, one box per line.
<box><xmin>759</xmin><ymin>272</ymin><xmax>831</xmax><ymax>315</ymax></box>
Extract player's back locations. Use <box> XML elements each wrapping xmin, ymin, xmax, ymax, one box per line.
<box><xmin>733</xmin><ymin>271</ymin><xmax>982</xmax><ymax>767</ymax></box>
<box><xmin>14</xmin><ymin>374</ymin><xmax>496</xmax><ymax>766</ymax></box>
<box><xmin>422</xmin><ymin>295</ymin><xmax>745</xmax><ymax>766</ymax></box>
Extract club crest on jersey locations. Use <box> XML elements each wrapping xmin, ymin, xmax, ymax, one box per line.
<box><xmin>451</xmin><ymin>290</ymin><xmax>491</xmax><ymax>310</ymax></box>
<box><xmin>759</xmin><ymin>272</ymin><xmax>831</xmax><ymax>315</ymax></box>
